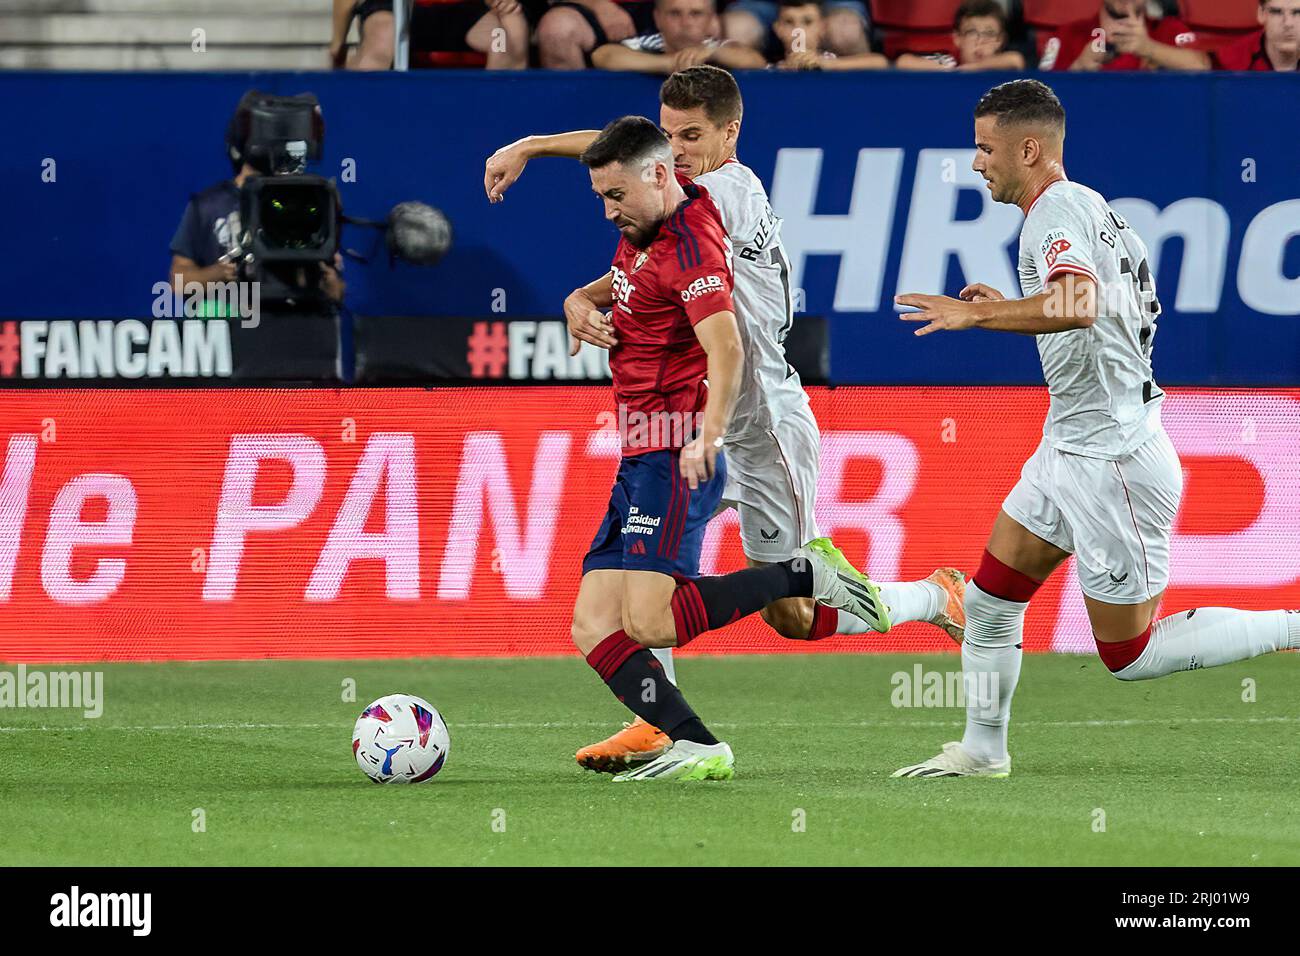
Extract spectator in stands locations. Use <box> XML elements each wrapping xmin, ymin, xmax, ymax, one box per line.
<box><xmin>1040</xmin><ymin>0</ymin><xmax>1204</xmax><ymax>71</ymax></box>
<box><xmin>896</xmin><ymin>0</ymin><xmax>1025</xmax><ymax>71</ymax></box>
<box><xmin>334</xmin><ymin>0</ymin><xmax>541</xmax><ymax>69</ymax></box>
<box><xmin>331</xmin><ymin>0</ymin><xmax>393</xmax><ymax>69</ymax></box>
<box><xmin>1209</xmin><ymin>0</ymin><xmax>1300</xmax><ymax>71</ymax></box>
<box><xmin>772</xmin><ymin>0</ymin><xmax>887</xmax><ymax>69</ymax></box>
<box><xmin>466</xmin><ymin>0</ymin><xmax>538</xmax><ymax>67</ymax></box>
<box><xmin>590</xmin><ymin>0</ymin><xmax>768</xmax><ymax>72</ymax></box>
<box><xmin>536</xmin><ymin>0</ymin><xmax>659</xmax><ymax>68</ymax></box>
<box><xmin>724</xmin><ymin>0</ymin><xmax>871</xmax><ymax>57</ymax></box>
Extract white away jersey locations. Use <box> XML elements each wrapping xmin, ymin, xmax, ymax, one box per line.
<box><xmin>693</xmin><ymin>160</ymin><xmax>808</xmax><ymax>436</ymax></box>
<box><xmin>1018</xmin><ymin>180</ymin><xmax>1164</xmax><ymax>459</ymax></box>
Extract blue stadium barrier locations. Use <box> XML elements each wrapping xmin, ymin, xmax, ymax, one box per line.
<box><xmin>3</xmin><ymin>70</ymin><xmax>1297</xmax><ymax>384</ymax></box>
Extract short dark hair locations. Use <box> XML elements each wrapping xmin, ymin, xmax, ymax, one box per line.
<box><xmin>778</xmin><ymin>0</ymin><xmax>824</xmax><ymax>9</ymax></box>
<box><xmin>954</xmin><ymin>0</ymin><xmax>1007</xmax><ymax>33</ymax></box>
<box><xmin>660</xmin><ymin>65</ymin><xmax>743</xmax><ymax>127</ymax></box>
<box><xmin>974</xmin><ymin>79</ymin><xmax>1066</xmax><ymax>131</ymax></box>
<box><xmin>579</xmin><ymin>115</ymin><xmax>672</xmax><ymax>170</ymax></box>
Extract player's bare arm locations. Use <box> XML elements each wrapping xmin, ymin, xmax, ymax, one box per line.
<box><xmin>680</xmin><ymin>309</ymin><xmax>742</xmax><ymax>489</ymax></box>
<box><xmin>565</xmin><ymin>272</ymin><xmax>618</xmax><ymax>355</ymax></box>
<box><xmin>484</xmin><ymin>131</ymin><xmax>600</xmax><ymax>202</ymax></box>
<box><xmin>896</xmin><ymin>274</ymin><xmax>1097</xmax><ymax>337</ymax></box>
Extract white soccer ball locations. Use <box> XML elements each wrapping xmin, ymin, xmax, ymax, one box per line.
<box><xmin>352</xmin><ymin>693</ymin><xmax>450</xmax><ymax>784</ymax></box>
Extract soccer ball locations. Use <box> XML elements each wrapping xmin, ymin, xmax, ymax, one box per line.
<box><xmin>352</xmin><ymin>693</ymin><xmax>450</xmax><ymax>784</ymax></box>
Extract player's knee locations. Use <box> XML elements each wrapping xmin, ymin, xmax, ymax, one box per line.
<box><xmin>623</xmin><ymin>608</ymin><xmax>676</xmax><ymax>649</ymax></box>
<box><xmin>824</xmin><ymin>10</ymin><xmax>868</xmax><ymax>55</ymax></box>
<box><xmin>1095</xmin><ymin>627</ymin><xmax>1152</xmax><ymax>681</ymax></box>
<box><xmin>760</xmin><ymin>600</ymin><xmax>814</xmax><ymax>640</ymax></box>
<box><xmin>570</xmin><ymin>614</ymin><xmax>606</xmax><ymax>655</ymax></box>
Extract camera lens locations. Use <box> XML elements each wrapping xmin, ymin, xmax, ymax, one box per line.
<box><xmin>259</xmin><ymin>184</ymin><xmax>328</xmax><ymax>250</ymax></box>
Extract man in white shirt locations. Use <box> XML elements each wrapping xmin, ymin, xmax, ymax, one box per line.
<box><xmin>893</xmin><ymin>79</ymin><xmax>1300</xmax><ymax>779</ymax></box>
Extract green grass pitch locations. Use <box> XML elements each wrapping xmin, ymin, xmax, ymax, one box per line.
<box><xmin>1</xmin><ymin>653</ymin><xmax>1296</xmax><ymax>866</ymax></box>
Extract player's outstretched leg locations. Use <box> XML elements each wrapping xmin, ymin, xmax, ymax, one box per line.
<box><xmin>589</xmin><ymin>544</ymin><xmax>889</xmax><ymax>781</ymax></box>
<box><xmin>1095</xmin><ymin>607</ymin><xmax>1300</xmax><ymax>680</ymax></box>
<box><xmin>823</xmin><ymin>564</ymin><xmax>968</xmax><ymax>643</ymax></box>
<box><xmin>578</xmin><ymin>546</ymin><xmax>921</xmax><ymax>769</ymax></box>
<box><xmin>663</xmin><ymin>542</ymin><xmax>891</xmax><ymax>648</ymax></box>
<box><xmin>578</xmin><ymin>559</ymin><xmax>822</xmax><ymax>782</ymax></box>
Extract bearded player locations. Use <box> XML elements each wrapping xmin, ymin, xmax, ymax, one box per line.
<box><xmin>893</xmin><ymin>79</ymin><xmax>1300</xmax><ymax>778</ymax></box>
<box><xmin>568</xmin><ymin>116</ymin><xmax>888</xmax><ymax>782</ymax></box>
<box><xmin>486</xmin><ymin>66</ymin><xmax>967</xmax><ymax>773</ymax></box>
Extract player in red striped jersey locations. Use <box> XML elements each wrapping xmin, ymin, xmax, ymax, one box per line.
<box><xmin>486</xmin><ymin>67</ymin><xmax>966</xmax><ymax>773</ymax></box>
<box><xmin>567</xmin><ymin>116</ymin><xmax>889</xmax><ymax>781</ymax></box>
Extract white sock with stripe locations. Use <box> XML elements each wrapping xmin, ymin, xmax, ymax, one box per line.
<box><xmin>959</xmin><ymin>582</ymin><xmax>1026</xmax><ymax>765</ymax></box>
<box><xmin>1110</xmin><ymin>608</ymin><xmax>1300</xmax><ymax>681</ymax></box>
<box><xmin>836</xmin><ymin>580</ymin><xmax>946</xmax><ymax>634</ymax></box>
<box><xmin>651</xmin><ymin>646</ymin><xmax>677</xmax><ymax>686</ymax></box>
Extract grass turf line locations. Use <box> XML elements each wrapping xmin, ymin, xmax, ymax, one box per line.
<box><xmin>0</xmin><ymin>653</ymin><xmax>1295</xmax><ymax>866</ymax></box>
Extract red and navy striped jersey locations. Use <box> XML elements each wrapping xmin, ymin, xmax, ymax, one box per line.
<box><xmin>607</xmin><ymin>177</ymin><xmax>735</xmax><ymax>457</ymax></box>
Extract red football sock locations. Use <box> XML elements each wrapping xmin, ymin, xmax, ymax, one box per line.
<box><xmin>972</xmin><ymin>550</ymin><xmax>1043</xmax><ymax>604</ymax></box>
<box><xmin>808</xmin><ymin>602</ymin><xmax>838</xmax><ymax>640</ymax></box>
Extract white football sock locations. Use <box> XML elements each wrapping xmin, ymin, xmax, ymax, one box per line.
<box><xmin>959</xmin><ymin>582</ymin><xmax>1026</xmax><ymax>764</ymax></box>
<box><xmin>1112</xmin><ymin>608</ymin><xmax>1299</xmax><ymax>681</ymax></box>
<box><xmin>835</xmin><ymin>609</ymin><xmax>872</xmax><ymax>635</ymax></box>
<box><xmin>650</xmin><ymin>646</ymin><xmax>677</xmax><ymax>686</ymax></box>
<box><xmin>836</xmin><ymin>580</ymin><xmax>947</xmax><ymax>634</ymax></box>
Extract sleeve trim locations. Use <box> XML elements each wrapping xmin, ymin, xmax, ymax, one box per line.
<box><xmin>1045</xmin><ymin>265</ymin><xmax>1098</xmax><ymax>285</ymax></box>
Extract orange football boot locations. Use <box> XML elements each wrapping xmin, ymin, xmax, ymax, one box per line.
<box><xmin>576</xmin><ymin>717</ymin><xmax>670</xmax><ymax>773</ymax></box>
<box><xmin>926</xmin><ymin>568</ymin><xmax>967</xmax><ymax>644</ymax></box>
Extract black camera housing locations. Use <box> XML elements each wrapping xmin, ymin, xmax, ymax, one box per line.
<box><xmin>237</xmin><ymin>175</ymin><xmax>341</xmax><ymax>309</ymax></box>
<box><xmin>227</xmin><ymin>91</ymin><xmax>324</xmax><ymax>176</ymax></box>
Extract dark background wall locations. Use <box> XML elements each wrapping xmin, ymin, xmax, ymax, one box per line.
<box><xmin>4</xmin><ymin>70</ymin><xmax>1297</xmax><ymax>383</ymax></box>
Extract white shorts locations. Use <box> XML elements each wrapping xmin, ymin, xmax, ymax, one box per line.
<box><xmin>1002</xmin><ymin>428</ymin><xmax>1183</xmax><ymax>605</ymax></box>
<box><xmin>719</xmin><ymin>403</ymin><xmax>821</xmax><ymax>563</ymax></box>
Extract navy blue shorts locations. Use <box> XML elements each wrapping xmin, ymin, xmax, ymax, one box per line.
<box><xmin>582</xmin><ymin>449</ymin><xmax>727</xmax><ymax>579</ymax></box>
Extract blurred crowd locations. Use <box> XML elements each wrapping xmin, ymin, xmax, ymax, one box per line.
<box><xmin>329</xmin><ymin>0</ymin><xmax>1298</xmax><ymax>73</ymax></box>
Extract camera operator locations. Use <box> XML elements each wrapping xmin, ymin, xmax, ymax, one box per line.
<box><xmin>167</xmin><ymin>92</ymin><xmax>345</xmax><ymax>304</ymax></box>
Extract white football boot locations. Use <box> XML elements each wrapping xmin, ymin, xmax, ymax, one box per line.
<box><xmin>611</xmin><ymin>739</ymin><xmax>735</xmax><ymax>782</ymax></box>
<box><xmin>892</xmin><ymin>741</ymin><xmax>1011</xmax><ymax>778</ymax></box>
<box><xmin>802</xmin><ymin>537</ymin><xmax>891</xmax><ymax>633</ymax></box>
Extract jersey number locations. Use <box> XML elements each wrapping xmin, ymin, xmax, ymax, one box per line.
<box><xmin>1119</xmin><ymin>253</ymin><xmax>1163</xmax><ymax>404</ymax></box>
